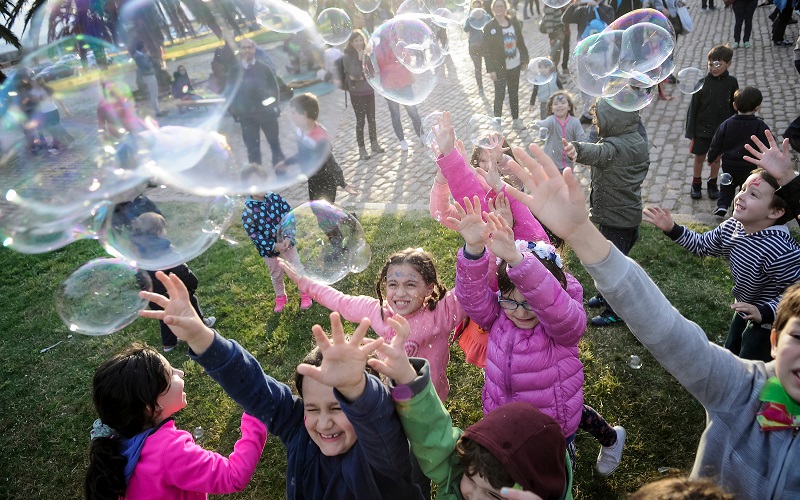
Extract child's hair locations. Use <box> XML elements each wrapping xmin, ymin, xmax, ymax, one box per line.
<box><xmin>290</xmin><ymin>92</ymin><xmax>320</xmax><ymax>120</ymax></box>
<box><xmin>375</xmin><ymin>247</ymin><xmax>447</xmax><ymax>314</ymax></box>
<box><xmin>470</xmin><ymin>140</ymin><xmax>517</xmax><ymax>169</ymax></box>
<box><xmin>85</xmin><ymin>343</ymin><xmax>169</xmax><ymax>500</ymax></box>
<box><xmin>294</xmin><ymin>345</ymin><xmax>381</xmax><ymax>398</ymax></box>
<box><xmin>774</xmin><ymin>283</ymin><xmax>800</xmax><ymax>338</ymax></box>
<box><xmin>131</xmin><ymin>212</ymin><xmax>167</xmax><ymax>237</ymax></box>
<box><xmin>733</xmin><ymin>86</ymin><xmax>762</xmax><ymax>114</ymax></box>
<box><xmin>707</xmin><ymin>44</ymin><xmax>733</xmax><ymax>63</ymax></box>
<box><xmin>455</xmin><ymin>437</ymin><xmax>515</xmax><ymax>490</ymax></box>
<box><xmin>498</xmin><ymin>242</ymin><xmax>567</xmax><ymax>295</ymax></box>
<box><xmin>546</xmin><ymin>91</ymin><xmax>576</xmax><ymax>117</ymax></box>
<box><xmin>628</xmin><ymin>477</ymin><xmax>734</xmax><ymax>499</ymax></box>
<box><xmin>749</xmin><ymin>168</ymin><xmax>793</xmax><ymax>225</ymax></box>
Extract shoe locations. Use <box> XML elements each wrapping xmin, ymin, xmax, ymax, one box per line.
<box><xmin>707</xmin><ymin>178</ymin><xmax>720</xmax><ymax>199</ymax></box>
<box><xmin>371</xmin><ymin>143</ymin><xmax>385</xmax><ymax>154</ymax></box>
<box><xmin>512</xmin><ymin>118</ymin><xmax>525</xmax><ymax>130</ymax></box>
<box><xmin>774</xmin><ymin>40</ymin><xmax>792</xmax><ymax>46</ymax></box>
<box><xmin>732</xmin><ymin>41</ymin><xmax>739</xmax><ymax>48</ymax></box>
<box><xmin>591</xmin><ymin>310</ymin><xmax>624</xmax><ymax>326</ymax></box>
<box><xmin>203</xmin><ymin>316</ymin><xmax>216</xmax><ymax>327</ymax></box>
<box><xmin>400</xmin><ymin>140</ymin><xmax>409</xmax><ymax>151</ymax></box>
<box><xmin>714</xmin><ymin>207</ymin><xmax>728</xmax><ymax>217</ymax></box>
<box><xmin>359</xmin><ymin>148</ymin><xmax>371</xmax><ymax>160</ymax></box>
<box><xmin>690</xmin><ymin>183</ymin><xmax>702</xmax><ymax>199</ymax></box>
<box><xmin>587</xmin><ymin>294</ymin><xmax>607</xmax><ymax>308</ymax></box>
<box><xmin>596</xmin><ymin>426</ymin><xmax>626</xmax><ymax>476</ymax></box>
<box><xmin>744</xmin><ymin>41</ymin><xmax>752</xmax><ymax>48</ymax></box>
<box><xmin>163</xmin><ymin>344</ymin><xmax>177</xmax><ymax>352</ymax></box>
<box><xmin>274</xmin><ymin>295</ymin><xmax>287</xmax><ymax>313</ymax></box>
<box><xmin>701</xmin><ymin>6</ymin><xmax>707</xmax><ymax>10</ymax></box>
<box><xmin>789</xmin><ymin>18</ymin><xmax>798</xmax><ymax>24</ymax></box>
<box><xmin>300</xmin><ymin>293</ymin><xmax>313</xmax><ymax>310</ymax></box>
<box><xmin>665</xmin><ymin>74</ymin><xmax>678</xmax><ymax>84</ymax></box>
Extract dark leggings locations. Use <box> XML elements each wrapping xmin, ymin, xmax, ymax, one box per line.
<box><xmin>469</xmin><ymin>44</ymin><xmax>484</xmax><ymax>91</ymax></box>
<box><xmin>724</xmin><ymin>312</ymin><xmax>773</xmax><ymax>362</ymax></box>
<box><xmin>350</xmin><ymin>93</ymin><xmax>377</xmax><ymax>149</ymax></box>
<box><xmin>493</xmin><ymin>65</ymin><xmax>521</xmax><ymax>119</ymax></box>
<box><xmin>733</xmin><ymin>0</ymin><xmax>758</xmax><ymax>43</ymax></box>
<box><xmin>579</xmin><ymin>404</ymin><xmax>618</xmax><ymax>447</ymax></box>
<box><xmin>772</xmin><ymin>0</ymin><xmax>793</xmax><ymax>42</ymax></box>
<box><xmin>524</xmin><ymin>0</ymin><xmax>541</xmax><ymax>16</ymax></box>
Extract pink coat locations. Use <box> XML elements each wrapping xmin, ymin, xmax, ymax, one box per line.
<box><xmin>455</xmin><ymin>248</ymin><xmax>585</xmax><ymax>437</ymax></box>
<box><xmin>125</xmin><ymin>414</ymin><xmax>267</xmax><ymax>499</ymax></box>
<box><xmin>302</xmin><ymin>279</ymin><xmax>467</xmax><ymax>401</ymax></box>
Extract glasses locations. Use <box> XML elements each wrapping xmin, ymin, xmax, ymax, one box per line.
<box><xmin>498</xmin><ymin>298</ymin><xmax>534</xmax><ymax>311</ymax></box>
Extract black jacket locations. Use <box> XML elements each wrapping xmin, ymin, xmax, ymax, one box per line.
<box><xmin>685</xmin><ymin>70</ymin><xmax>738</xmax><ymax>139</ymax></box>
<box><xmin>483</xmin><ymin>17</ymin><xmax>529</xmax><ymax>74</ymax></box>
<box><xmin>227</xmin><ymin>60</ymin><xmax>280</xmax><ymax>117</ymax></box>
<box><xmin>707</xmin><ymin>114</ymin><xmax>770</xmax><ymax>169</ymax></box>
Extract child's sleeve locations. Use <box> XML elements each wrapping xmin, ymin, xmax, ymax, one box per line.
<box><xmin>437</xmin><ymin>148</ymin><xmax>489</xmax><ymax>211</ymax></box>
<box><xmin>161</xmin><ymin>413</ymin><xmax>268</xmax><ymax>494</ymax></box>
<box><xmin>685</xmin><ymin>91</ymin><xmax>699</xmax><ymax>139</ymax></box>
<box><xmin>670</xmin><ymin>220</ymin><xmax>728</xmax><ymax>258</ymax></box>
<box><xmin>429</xmin><ymin>179</ymin><xmax>460</xmax><ymax>231</ymax></box>
<box><xmin>303</xmin><ymin>280</ymin><xmax>385</xmax><ymax>328</ymax></box>
<box><xmin>391</xmin><ymin>358</ymin><xmax>464</xmax><ymax>494</ymax></box>
<box><xmin>762</xmin><ymin>247</ymin><xmax>800</xmax><ymax>324</ymax></box>
<box><xmin>501</xmin><ymin>186</ymin><xmax>551</xmax><ymax>244</ymax></box>
<box><xmin>573</xmin><ymin>140</ymin><xmax>619</xmax><ymax>168</ymax></box>
<box><xmin>455</xmin><ymin>247</ymin><xmax>501</xmax><ymax>331</ymax></box>
<box><xmin>569</xmin><ymin>118</ymin><xmax>586</xmax><ymax>142</ymax></box>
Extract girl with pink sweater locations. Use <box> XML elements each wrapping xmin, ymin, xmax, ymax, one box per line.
<box><xmin>85</xmin><ymin>343</ymin><xmax>267</xmax><ymax>499</ymax></box>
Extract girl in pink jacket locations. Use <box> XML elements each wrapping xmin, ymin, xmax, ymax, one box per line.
<box><xmin>281</xmin><ymin>247</ymin><xmax>466</xmax><ymax>401</ymax></box>
<box><xmin>450</xmin><ymin>196</ymin><xmax>625</xmax><ymax>476</ymax></box>
<box><xmin>85</xmin><ymin>343</ymin><xmax>267</xmax><ymax>500</ymax></box>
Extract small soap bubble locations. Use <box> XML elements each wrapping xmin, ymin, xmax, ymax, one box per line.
<box><xmin>526</xmin><ymin>57</ymin><xmax>557</xmax><ymax>85</ymax></box>
<box><xmin>658</xmin><ymin>467</ymin><xmax>671</xmax><ymax>474</ymax></box>
<box><xmin>628</xmin><ymin>354</ymin><xmax>642</xmax><ymax>369</ymax></box>
<box><xmin>354</xmin><ymin>0</ymin><xmax>382</xmax><ymax>13</ymax></box>
<box><xmin>676</xmin><ymin>67</ymin><xmax>705</xmax><ymax>94</ymax></box>
<box><xmin>468</xmin><ymin>114</ymin><xmax>502</xmax><ymax>149</ymax></box>
<box><xmin>542</xmin><ymin>0</ymin><xmax>571</xmax><ymax>8</ymax></box>
<box><xmin>719</xmin><ymin>172</ymin><xmax>733</xmax><ymax>186</ymax></box>
<box><xmin>536</xmin><ymin>127</ymin><xmax>549</xmax><ymax>143</ymax></box>
<box><xmin>193</xmin><ymin>426</ymin><xmax>205</xmax><ymax>441</ymax></box>
<box><xmin>54</xmin><ymin>258</ymin><xmax>152</xmax><ymax>336</ymax></box>
<box><xmin>468</xmin><ymin>8</ymin><xmax>492</xmax><ymax>30</ymax></box>
<box><xmin>317</xmin><ymin>8</ymin><xmax>353</xmax><ymax>46</ymax></box>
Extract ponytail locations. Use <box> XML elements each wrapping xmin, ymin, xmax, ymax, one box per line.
<box><xmin>85</xmin><ymin>438</ymin><xmax>127</xmax><ymax>500</ymax></box>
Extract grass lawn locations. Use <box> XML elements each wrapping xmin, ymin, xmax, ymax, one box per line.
<box><xmin>0</xmin><ymin>213</ymin><xmax>737</xmax><ymax>499</ymax></box>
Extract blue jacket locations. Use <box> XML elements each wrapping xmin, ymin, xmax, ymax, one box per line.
<box><xmin>191</xmin><ymin>333</ymin><xmax>424</xmax><ymax>499</ymax></box>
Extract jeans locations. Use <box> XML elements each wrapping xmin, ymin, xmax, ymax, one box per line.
<box><xmin>733</xmin><ymin>0</ymin><xmax>758</xmax><ymax>42</ymax></box>
<box><xmin>493</xmin><ymin>65</ymin><xmax>521</xmax><ymax>119</ymax></box>
<box><xmin>385</xmin><ymin>99</ymin><xmax>422</xmax><ymax>141</ymax></box>
<box><xmin>351</xmin><ymin>93</ymin><xmax>378</xmax><ymax>149</ymax></box>
<box><xmin>142</xmin><ymin>74</ymin><xmax>160</xmax><ymax>114</ymax></box>
<box><xmin>239</xmin><ymin>110</ymin><xmax>285</xmax><ymax>166</ymax></box>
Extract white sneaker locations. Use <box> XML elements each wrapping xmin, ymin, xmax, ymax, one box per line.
<box><xmin>203</xmin><ymin>316</ymin><xmax>216</xmax><ymax>327</ymax></box>
<box><xmin>596</xmin><ymin>426</ymin><xmax>626</xmax><ymax>476</ymax></box>
<box><xmin>400</xmin><ymin>140</ymin><xmax>409</xmax><ymax>151</ymax></box>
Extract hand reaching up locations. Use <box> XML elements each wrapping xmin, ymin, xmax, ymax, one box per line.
<box><xmin>488</xmin><ymin>190</ymin><xmax>514</xmax><ymax>229</ymax></box>
<box><xmin>476</xmin><ymin>153</ymin><xmax>505</xmax><ymax>192</ymax></box>
<box><xmin>296</xmin><ymin>312</ymin><xmax>385</xmax><ymax>401</ymax></box>
<box><xmin>448</xmin><ymin>195</ymin><xmax>490</xmax><ymax>255</ymax></box>
<box><xmin>743</xmin><ymin>129</ymin><xmax>796</xmax><ymax>186</ymax></box>
<box><xmin>432</xmin><ymin>111</ymin><xmax>456</xmax><ymax>156</ymax></box>
<box><xmin>641</xmin><ymin>206</ymin><xmax>675</xmax><ymax>232</ymax></box>
<box><xmin>367</xmin><ymin>315</ymin><xmax>417</xmax><ymax>386</ymax></box>
<box><xmin>485</xmin><ymin>211</ymin><xmax>522</xmax><ymax>266</ymax></box>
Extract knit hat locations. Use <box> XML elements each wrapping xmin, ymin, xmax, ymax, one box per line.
<box><xmin>462</xmin><ymin>402</ymin><xmax>567</xmax><ymax>499</ymax></box>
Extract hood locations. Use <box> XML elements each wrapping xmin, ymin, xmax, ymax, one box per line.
<box><xmin>462</xmin><ymin>402</ymin><xmax>566</xmax><ymax>499</ymax></box>
<box><xmin>119</xmin><ymin>427</ymin><xmax>155</xmax><ymax>483</ymax></box>
<box><xmin>595</xmin><ymin>99</ymin><xmax>641</xmax><ymax>138</ymax></box>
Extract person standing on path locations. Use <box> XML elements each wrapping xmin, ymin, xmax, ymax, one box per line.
<box><xmin>484</xmin><ymin>0</ymin><xmax>529</xmax><ymax>130</ymax></box>
<box><xmin>132</xmin><ymin>44</ymin><xmax>166</xmax><ymax>117</ymax></box>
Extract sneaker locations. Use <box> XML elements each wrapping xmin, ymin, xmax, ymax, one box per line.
<box><xmin>744</xmin><ymin>41</ymin><xmax>752</xmax><ymax>48</ymax></box>
<box><xmin>732</xmin><ymin>41</ymin><xmax>739</xmax><ymax>48</ymax></box>
<box><xmin>359</xmin><ymin>148</ymin><xmax>371</xmax><ymax>160</ymax></box>
<box><xmin>591</xmin><ymin>310</ymin><xmax>624</xmax><ymax>326</ymax></box>
<box><xmin>512</xmin><ymin>118</ymin><xmax>525</xmax><ymax>130</ymax></box>
<box><xmin>774</xmin><ymin>40</ymin><xmax>792</xmax><ymax>46</ymax></box>
<box><xmin>203</xmin><ymin>316</ymin><xmax>216</xmax><ymax>327</ymax></box>
<box><xmin>371</xmin><ymin>143</ymin><xmax>385</xmax><ymax>154</ymax></box>
<box><xmin>300</xmin><ymin>293</ymin><xmax>313</xmax><ymax>310</ymax></box>
<box><xmin>714</xmin><ymin>206</ymin><xmax>728</xmax><ymax>217</ymax></box>
<box><xmin>400</xmin><ymin>140</ymin><xmax>409</xmax><ymax>151</ymax></box>
<box><xmin>707</xmin><ymin>178</ymin><xmax>720</xmax><ymax>199</ymax></box>
<box><xmin>596</xmin><ymin>426</ymin><xmax>626</xmax><ymax>476</ymax></box>
<box><xmin>274</xmin><ymin>295</ymin><xmax>288</xmax><ymax>313</ymax></box>
<box><xmin>587</xmin><ymin>294</ymin><xmax>607</xmax><ymax>308</ymax></box>
<box><xmin>163</xmin><ymin>344</ymin><xmax>177</xmax><ymax>352</ymax></box>
<box><xmin>690</xmin><ymin>183</ymin><xmax>702</xmax><ymax>199</ymax></box>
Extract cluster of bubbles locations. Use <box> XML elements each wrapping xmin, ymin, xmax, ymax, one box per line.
<box><xmin>569</xmin><ymin>9</ymin><xmax>677</xmax><ymax>111</ymax></box>
<box><xmin>1</xmin><ymin>0</ymin><xmax>365</xmax><ymax>335</ymax></box>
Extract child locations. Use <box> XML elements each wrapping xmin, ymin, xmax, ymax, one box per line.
<box><xmin>685</xmin><ymin>44</ymin><xmax>738</xmax><ymax>200</ymax></box>
<box><xmin>529</xmin><ymin>62</ymin><xmax>563</xmax><ymax>120</ymax></box>
<box><xmin>84</xmin><ymin>342</ymin><xmax>267</xmax><ymax>499</ymax></box>
<box><xmin>563</xmin><ymin>99</ymin><xmax>650</xmax><ymax>326</ymax></box>
<box><xmin>642</xmin><ymin>168</ymin><xmax>800</xmax><ymax>362</ymax></box>
<box><xmin>240</xmin><ymin>176</ymin><xmax>311</xmax><ymax>312</ymax></box>
<box><xmin>451</xmin><ymin>197</ymin><xmax>624</xmax><ymax>475</ymax></box>
<box><xmin>280</xmin><ymin>247</ymin><xmax>466</xmax><ymax>401</ymax></box>
<box><xmin>501</xmin><ymin>141</ymin><xmax>800</xmax><ymax>499</ymax></box>
<box><xmin>535</xmin><ymin>91</ymin><xmax>586</xmax><ymax>172</ymax></box>
<box><xmin>707</xmin><ymin>86</ymin><xmax>770</xmax><ymax>217</ymax></box>
<box><xmin>464</xmin><ymin>0</ymin><xmax>487</xmax><ymax>94</ymax></box>
<box><xmin>367</xmin><ymin>315</ymin><xmax>574</xmax><ymax>500</ymax></box>
<box><xmin>129</xmin><ymin>212</ymin><xmax>216</xmax><ymax>351</ymax></box>
<box><xmin>138</xmin><ymin>273</ymin><xmax>426</xmax><ymax>498</ymax></box>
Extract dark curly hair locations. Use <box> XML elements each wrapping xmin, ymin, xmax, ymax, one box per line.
<box><xmin>456</xmin><ymin>437</ymin><xmax>515</xmax><ymax>491</ymax></box>
<box><xmin>375</xmin><ymin>248</ymin><xmax>447</xmax><ymax>319</ymax></box>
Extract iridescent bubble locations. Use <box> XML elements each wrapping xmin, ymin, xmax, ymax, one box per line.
<box><xmin>101</xmin><ymin>185</ymin><xmax>236</xmax><ymax>271</ymax></box>
<box><xmin>542</xmin><ymin>0</ymin><xmax>571</xmax><ymax>8</ymax></box>
<box><xmin>468</xmin><ymin>114</ymin><xmax>502</xmax><ymax>149</ymax></box>
<box><xmin>355</xmin><ymin>0</ymin><xmax>382</xmax><ymax>13</ymax></box>
<box><xmin>364</xmin><ymin>19</ymin><xmax>438</xmax><ymax>106</ymax></box>
<box><xmin>604</xmin><ymin>84</ymin><xmax>654</xmax><ymax>112</ymax></box>
<box><xmin>583</xmin><ymin>30</ymin><xmax>623</xmax><ymax>79</ymax></box>
<box><xmin>253</xmin><ymin>0</ymin><xmax>314</xmax><ymax>33</ymax></box>
<box><xmin>391</xmin><ymin>16</ymin><xmax>444</xmax><ymax>74</ymax></box>
<box><xmin>422</xmin><ymin>111</ymin><xmax>443</xmax><ymax>148</ymax></box>
<box><xmin>54</xmin><ymin>258</ymin><xmax>152</xmax><ymax>336</ymax></box>
<box><xmin>618</xmin><ymin>23</ymin><xmax>674</xmax><ymax>76</ymax></box>
<box><xmin>526</xmin><ymin>57</ymin><xmax>557</xmax><ymax>85</ymax></box>
<box><xmin>431</xmin><ymin>8</ymin><xmax>459</xmax><ymax>27</ymax></box>
<box><xmin>278</xmin><ymin>201</ymin><xmax>371</xmax><ymax>285</ymax></box>
<box><xmin>569</xmin><ymin>37</ymin><xmax>612</xmax><ymax>97</ymax></box>
<box><xmin>676</xmin><ymin>67</ymin><xmax>705</xmax><ymax>94</ymax></box>
<box><xmin>609</xmin><ymin>8</ymin><xmax>676</xmax><ymax>40</ymax></box>
<box><xmin>719</xmin><ymin>172</ymin><xmax>733</xmax><ymax>186</ymax></box>
<box><xmin>317</xmin><ymin>8</ymin><xmax>353</xmax><ymax>46</ymax></box>
<box><xmin>468</xmin><ymin>8</ymin><xmax>492</xmax><ymax>30</ymax></box>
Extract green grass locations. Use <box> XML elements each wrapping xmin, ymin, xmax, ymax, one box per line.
<box><xmin>0</xmin><ymin>215</ymin><xmax>738</xmax><ymax>499</ymax></box>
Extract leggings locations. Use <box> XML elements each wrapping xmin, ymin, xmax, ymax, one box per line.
<box><xmin>385</xmin><ymin>99</ymin><xmax>422</xmax><ymax>141</ymax></box>
<box><xmin>579</xmin><ymin>404</ymin><xmax>618</xmax><ymax>447</ymax></box>
<box><xmin>263</xmin><ymin>246</ymin><xmax>300</xmax><ymax>297</ymax></box>
<box><xmin>772</xmin><ymin>0</ymin><xmax>793</xmax><ymax>42</ymax></box>
<box><xmin>732</xmin><ymin>0</ymin><xmax>758</xmax><ymax>43</ymax></box>
<box><xmin>524</xmin><ymin>0</ymin><xmax>541</xmax><ymax>16</ymax></box>
<box><xmin>350</xmin><ymin>93</ymin><xmax>378</xmax><ymax>149</ymax></box>
<box><xmin>469</xmin><ymin>44</ymin><xmax>484</xmax><ymax>91</ymax></box>
<box><xmin>493</xmin><ymin>65</ymin><xmax>522</xmax><ymax>119</ymax></box>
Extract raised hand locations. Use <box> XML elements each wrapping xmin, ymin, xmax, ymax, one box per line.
<box><xmin>485</xmin><ymin>211</ymin><xmax>522</xmax><ymax>266</ymax></box>
<box><xmin>562</xmin><ymin>138</ymin><xmax>577</xmax><ymax>161</ymax></box>
<box><xmin>367</xmin><ymin>315</ymin><xmax>417</xmax><ymax>386</ymax></box>
<box><xmin>642</xmin><ymin>206</ymin><xmax>675</xmax><ymax>232</ymax></box>
<box><xmin>447</xmin><ymin>195</ymin><xmax>490</xmax><ymax>254</ymax></box>
<box><xmin>488</xmin><ymin>190</ymin><xmax>514</xmax><ymax>228</ymax></box>
<box><xmin>432</xmin><ymin>111</ymin><xmax>456</xmax><ymax>156</ymax></box>
<box><xmin>743</xmin><ymin>130</ymin><xmax>796</xmax><ymax>186</ymax></box>
<box><xmin>296</xmin><ymin>312</ymin><xmax>385</xmax><ymax>401</ymax></box>
<box><xmin>476</xmin><ymin>152</ymin><xmax>505</xmax><ymax>192</ymax></box>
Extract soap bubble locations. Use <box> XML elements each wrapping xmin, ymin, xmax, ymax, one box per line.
<box><xmin>364</xmin><ymin>18</ymin><xmax>439</xmax><ymax>106</ymax></box>
<box><xmin>101</xmin><ymin>185</ymin><xmax>237</xmax><ymax>271</ymax></box>
<box><xmin>468</xmin><ymin>114</ymin><xmax>502</xmax><ymax>149</ymax></box>
<box><xmin>254</xmin><ymin>0</ymin><xmax>314</xmax><ymax>33</ymax></box>
<box><xmin>421</xmin><ymin>111</ymin><xmax>443</xmax><ymax>148</ymax></box>
<box><xmin>603</xmin><ymin>84</ymin><xmax>654</xmax><ymax>112</ymax></box>
<box><xmin>355</xmin><ymin>0</ymin><xmax>382</xmax><ymax>13</ymax></box>
<box><xmin>582</xmin><ymin>30</ymin><xmax>623</xmax><ymax>79</ymax></box>
<box><xmin>278</xmin><ymin>201</ymin><xmax>371</xmax><ymax>285</ymax></box>
<box><xmin>569</xmin><ymin>34</ymin><xmax>615</xmax><ymax>97</ymax></box>
<box><xmin>396</xmin><ymin>0</ymin><xmax>431</xmax><ymax>16</ymax></box>
<box><xmin>526</xmin><ymin>57</ymin><xmax>557</xmax><ymax>85</ymax></box>
<box><xmin>390</xmin><ymin>16</ymin><xmax>445</xmax><ymax>74</ymax></box>
<box><xmin>609</xmin><ymin>8</ymin><xmax>676</xmax><ymax>40</ymax></box>
<box><xmin>628</xmin><ymin>354</ymin><xmax>642</xmax><ymax>369</ymax></box>
<box><xmin>543</xmin><ymin>0</ymin><xmax>571</xmax><ymax>7</ymax></box>
<box><xmin>676</xmin><ymin>67</ymin><xmax>705</xmax><ymax>94</ymax></box>
<box><xmin>532</xmin><ymin>126</ymin><xmax>549</xmax><ymax>143</ymax></box>
<box><xmin>54</xmin><ymin>258</ymin><xmax>152</xmax><ymax>336</ymax></box>
<box><xmin>618</xmin><ymin>23</ymin><xmax>674</xmax><ymax>76</ymax></box>
<box><xmin>317</xmin><ymin>8</ymin><xmax>353</xmax><ymax>46</ymax></box>
<box><xmin>719</xmin><ymin>172</ymin><xmax>733</xmax><ymax>186</ymax></box>
<box><xmin>468</xmin><ymin>8</ymin><xmax>492</xmax><ymax>30</ymax></box>
<box><xmin>431</xmin><ymin>8</ymin><xmax>460</xmax><ymax>27</ymax></box>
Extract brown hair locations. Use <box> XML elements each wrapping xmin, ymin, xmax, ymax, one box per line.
<box><xmin>375</xmin><ymin>248</ymin><xmax>447</xmax><ymax>317</ymax></box>
<box><xmin>546</xmin><ymin>91</ymin><xmax>576</xmax><ymax>117</ymax></box>
<box><xmin>707</xmin><ymin>44</ymin><xmax>733</xmax><ymax>63</ymax></box>
<box><xmin>749</xmin><ymin>168</ymin><xmax>792</xmax><ymax>225</ymax></box>
<box><xmin>290</xmin><ymin>92</ymin><xmax>320</xmax><ymax>120</ymax></box>
<box><xmin>774</xmin><ymin>283</ymin><xmax>800</xmax><ymax>339</ymax></box>
<box><xmin>456</xmin><ymin>437</ymin><xmax>516</xmax><ymax>491</ymax></box>
<box><xmin>295</xmin><ymin>345</ymin><xmax>381</xmax><ymax>398</ymax></box>
<box><xmin>628</xmin><ymin>477</ymin><xmax>734</xmax><ymax>499</ymax></box>
<box><xmin>131</xmin><ymin>212</ymin><xmax>167</xmax><ymax>237</ymax></box>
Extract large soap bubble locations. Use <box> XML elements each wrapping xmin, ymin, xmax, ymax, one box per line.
<box><xmin>609</xmin><ymin>8</ymin><xmax>676</xmax><ymax>39</ymax></box>
<box><xmin>317</xmin><ymin>8</ymin><xmax>353</xmax><ymax>46</ymax></box>
<box><xmin>390</xmin><ymin>16</ymin><xmax>445</xmax><ymax>74</ymax></box>
<box><xmin>677</xmin><ymin>67</ymin><xmax>705</xmax><ymax>94</ymax></box>
<box><xmin>55</xmin><ymin>258</ymin><xmax>152</xmax><ymax>335</ymax></box>
<box><xmin>254</xmin><ymin>0</ymin><xmax>314</xmax><ymax>33</ymax></box>
<box><xmin>618</xmin><ymin>23</ymin><xmax>674</xmax><ymax>76</ymax></box>
<box><xmin>278</xmin><ymin>201</ymin><xmax>371</xmax><ymax>285</ymax></box>
<box><xmin>468</xmin><ymin>8</ymin><xmax>492</xmax><ymax>30</ymax></box>
<box><xmin>604</xmin><ymin>84</ymin><xmax>654</xmax><ymax>112</ymax></box>
<box><xmin>364</xmin><ymin>18</ymin><xmax>438</xmax><ymax>106</ymax></box>
<box><xmin>355</xmin><ymin>0</ymin><xmax>382</xmax><ymax>13</ymax></box>
<box><xmin>396</xmin><ymin>0</ymin><xmax>431</xmax><ymax>16</ymax></box>
<box><xmin>468</xmin><ymin>114</ymin><xmax>502</xmax><ymax>149</ymax></box>
<box><xmin>582</xmin><ymin>30</ymin><xmax>623</xmax><ymax>79</ymax></box>
<box><xmin>526</xmin><ymin>57</ymin><xmax>557</xmax><ymax>85</ymax></box>
<box><xmin>543</xmin><ymin>0</ymin><xmax>571</xmax><ymax>7</ymax></box>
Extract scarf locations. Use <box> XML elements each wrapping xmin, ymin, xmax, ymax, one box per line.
<box><xmin>756</xmin><ymin>377</ymin><xmax>800</xmax><ymax>431</ymax></box>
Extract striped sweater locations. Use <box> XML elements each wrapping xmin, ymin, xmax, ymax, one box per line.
<box><xmin>665</xmin><ymin>218</ymin><xmax>800</xmax><ymax>325</ymax></box>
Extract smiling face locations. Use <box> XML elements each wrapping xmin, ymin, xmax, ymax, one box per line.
<box><xmin>551</xmin><ymin>94</ymin><xmax>571</xmax><ymax>119</ymax></box>
<box><xmin>302</xmin><ymin>378</ymin><xmax>358</xmax><ymax>456</ymax></box>
<box><xmin>491</xmin><ymin>1</ymin><xmax>507</xmax><ymax>21</ymax></box>
<box><xmin>350</xmin><ymin>34</ymin><xmax>365</xmax><ymax>51</ymax></box>
<box><xmin>772</xmin><ymin>318</ymin><xmax>800</xmax><ymax>403</ymax></box>
<box><xmin>156</xmin><ymin>355</ymin><xmax>186</xmax><ymax>420</ymax></box>
<box><xmin>460</xmin><ymin>473</ymin><xmax>505</xmax><ymax>500</ymax></box>
<box><xmin>501</xmin><ymin>288</ymin><xmax>540</xmax><ymax>329</ymax></box>
<box><xmin>732</xmin><ymin>173</ymin><xmax>783</xmax><ymax>231</ymax></box>
<box><xmin>385</xmin><ymin>263</ymin><xmax>434</xmax><ymax>316</ymax></box>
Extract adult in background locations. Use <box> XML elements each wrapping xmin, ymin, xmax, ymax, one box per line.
<box><xmin>731</xmin><ymin>0</ymin><xmax>758</xmax><ymax>47</ymax></box>
<box><xmin>484</xmin><ymin>0</ymin><xmax>529</xmax><ymax>129</ymax></box>
<box><xmin>343</xmin><ymin>30</ymin><xmax>385</xmax><ymax>160</ymax></box>
<box><xmin>771</xmin><ymin>0</ymin><xmax>796</xmax><ymax>46</ymax></box>
<box><xmin>227</xmin><ymin>38</ymin><xmax>285</xmax><ymax>168</ymax></box>
<box><xmin>132</xmin><ymin>43</ymin><xmax>166</xmax><ymax>117</ymax></box>
<box><xmin>613</xmin><ymin>0</ymin><xmax>643</xmax><ymax>18</ymax></box>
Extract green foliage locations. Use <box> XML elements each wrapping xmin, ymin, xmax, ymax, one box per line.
<box><xmin>0</xmin><ymin>216</ymin><xmax>739</xmax><ymax>499</ymax></box>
